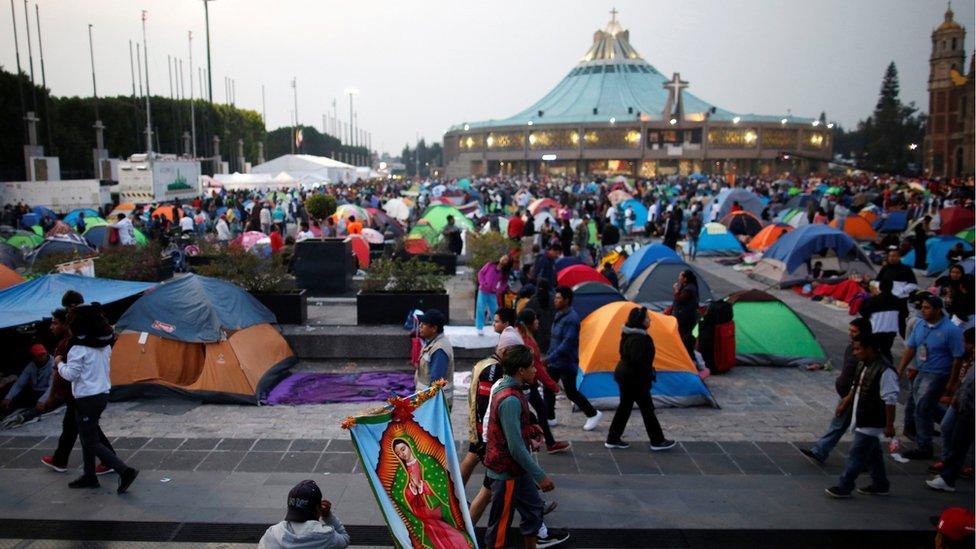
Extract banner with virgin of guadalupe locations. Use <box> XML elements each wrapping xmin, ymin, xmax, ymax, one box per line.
<box><xmin>341</xmin><ymin>380</ymin><xmax>478</xmax><ymax>549</ymax></box>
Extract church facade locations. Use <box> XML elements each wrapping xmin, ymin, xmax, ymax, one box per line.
<box><xmin>443</xmin><ymin>12</ymin><xmax>832</xmax><ymax>179</ymax></box>
<box><xmin>923</xmin><ymin>5</ymin><xmax>975</xmax><ymax>178</ymax></box>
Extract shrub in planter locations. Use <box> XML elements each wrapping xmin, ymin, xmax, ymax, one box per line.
<box><xmin>358</xmin><ymin>257</ymin><xmax>449</xmax><ymax>324</ymax></box>
<box><xmin>305</xmin><ymin>193</ymin><xmax>337</xmax><ymax>222</ymax></box>
<box><xmin>93</xmin><ymin>243</ymin><xmax>170</xmax><ymax>282</ymax></box>
<box><xmin>194</xmin><ymin>247</ymin><xmax>307</xmax><ymax>324</ymax></box>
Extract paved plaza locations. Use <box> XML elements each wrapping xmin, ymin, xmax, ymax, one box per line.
<box><xmin>0</xmin><ymin>255</ymin><xmax>967</xmax><ymax>547</ymax></box>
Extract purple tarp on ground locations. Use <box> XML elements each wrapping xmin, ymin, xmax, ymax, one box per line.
<box><xmin>264</xmin><ymin>371</ymin><xmax>415</xmax><ymax>405</ymax></box>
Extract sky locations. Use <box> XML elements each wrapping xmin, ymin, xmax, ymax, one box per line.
<box><xmin>2</xmin><ymin>0</ymin><xmax>973</xmax><ymax>157</ymax></box>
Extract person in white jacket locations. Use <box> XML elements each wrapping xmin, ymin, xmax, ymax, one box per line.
<box><xmin>259</xmin><ymin>480</ymin><xmax>350</xmax><ymax>549</ymax></box>
<box><xmin>215</xmin><ymin>214</ymin><xmax>232</xmax><ymax>242</ymax></box>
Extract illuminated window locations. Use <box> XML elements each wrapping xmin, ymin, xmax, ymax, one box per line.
<box><xmin>486</xmin><ymin>132</ymin><xmax>524</xmax><ymax>151</ymax></box>
<box><xmin>583</xmin><ymin>129</ymin><xmax>640</xmax><ymax>149</ymax></box>
<box><xmin>707</xmin><ymin>128</ymin><xmax>759</xmax><ymax>149</ymax></box>
<box><xmin>459</xmin><ymin>134</ymin><xmax>485</xmax><ymax>151</ymax></box>
<box><xmin>762</xmin><ymin>129</ymin><xmax>797</xmax><ymax>149</ymax></box>
<box><xmin>528</xmin><ymin>130</ymin><xmax>577</xmax><ymax>150</ymax></box>
<box><xmin>802</xmin><ymin>131</ymin><xmax>826</xmax><ymax>151</ymax></box>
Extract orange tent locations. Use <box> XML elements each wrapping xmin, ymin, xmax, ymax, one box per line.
<box><xmin>0</xmin><ymin>264</ymin><xmax>24</xmax><ymax>290</ymax></box>
<box><xmin>858</xmin><ymin>210</ymin><xmax>879</xmax><ymax>225</ymax></box>
<box><xmin>748</xmin><ymin>223</ymin><xmax>793</xmax><ymax>252</ymax></box>
<box><xmin>578</xmin><ymin>302</ymin><xmax>715</xmax><ymax>408</ymax></box>
<box><xmin>151</xmin><ymin>205</ymin><xmax>182</xmax><ymax>221</ymax></box>
<box><xmin>347</xmin><ymin>235</ymin><xmax>370</xmax><ymax>269</ymax></box>
<box><xmin>830</xmin><ymin>216</ymin><xmax>877</xmax><ymax>241</ymax></box>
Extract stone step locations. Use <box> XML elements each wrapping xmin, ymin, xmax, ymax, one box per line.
<box><xmin>281</xmin><ymin>325</ymin><xmax>492</xmax><ymax>360</ymax></box>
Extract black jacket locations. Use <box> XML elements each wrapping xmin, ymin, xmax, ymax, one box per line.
<box><xmin>615</xmin><ymin>326</ymin><xmax>656</xmax><ymax>391</ymax></box>
<box><xmin>859</xmin><ymin>291</ymin><xmax>908</xmax><ymax>338</ymax></box>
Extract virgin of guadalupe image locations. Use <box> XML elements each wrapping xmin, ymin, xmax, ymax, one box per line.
<box><xmin>377</xmin><ymin>432</ymin><xmax>473</xmax><ymax>548</ymax></box>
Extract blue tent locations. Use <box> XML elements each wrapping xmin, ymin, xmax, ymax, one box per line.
<box><xmin>571</xmin><ymin>281</ymin><xmax>625</xmax><ymax>319</ymax></box>
<box><xmin>0</xmin><ymin>242</ymin><xmax>25</xmax><ymax>269</ymax></box>
<box><xmin>116</xmin><ymin>274</ymin><xmax>276</xmax><ymax>342</ymax></box>
<box><xmin>763</xmin><ymin>224</ymin><xmax>864</xmax><ymax>273</ymax></box>
<box><xmin>19</xmin><ymin>213</ymin><xmax>39</xmax><ymax>229</ymax></box>
<box><xmin>555</xmin><ymin>256</ymin><xmax>583</xmax><ymax>272</ymax></box>
<box><xmin>902</xmin><ymin>236</ymin><xmax>974</xmax><ymax>276</ymax></box>
<box><xmin>785</xmin><ymin>193</ymin><xmax>818</xmax><ymax>210</ymax></box>
<box><xmin>873</xmin><ymin>211</ymin><xmax>908</xmax><ymax>233</ymax></box>
<box><xmin>713</xmin><ymin>188</ymin><xmax>764</xmax><ymax>219</ymax></box>
<box><xmin>31</xmin><ymin>206</ymin><xmax>56</xmax><ymax>221</ymax></box>
<box><xmin>618</xmin><ymin>243</ymin><xmax>681</xmax><ymax>285</ymax></box>
<box><xmin>63</xmin><ymin>208</ymin><xmax>100</xmax><ymax>226</ymax></box>
<box><xmin>0</xmin><ymin>274</ymin><xmax>154</xmax><ymax>329</ymax></box>
<box><xmin>620</xmin><ymin>199</ymin><xmax>648</xmax><ymax>230</ymax></box>
<box><xmin>28</xmin><ymin>235</ymin><xmax>95</xmax><ymax>265</ymax></box>
<box><xmin>685</xmin><ymin>223</ymin><xmax>743</xmax><ymax>256</ymax></box>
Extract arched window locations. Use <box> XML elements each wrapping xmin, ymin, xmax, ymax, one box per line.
<box><xmin>942</xmin><ymin>40</ymin><xmax>947</xmax><ymax>50</ymax></box>
<box><xmin>952</xmin><ymin>37</ymin><xmax>958</xmax><ymax>50</ymax></box>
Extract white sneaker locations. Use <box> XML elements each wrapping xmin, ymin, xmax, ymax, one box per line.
<box><xmin>582</xmin><ymin>410</ymin><xmax>602</xmax><ymax>431</ymax></box>
<box><xmin>925</xmin><ymin>476</ymin><xmax>956</xmax><ymax>492</ymax></box>
<box><xmin>477</xmin><ymin>328</ymin><xmax>484</xmax><ymax>336</ymax></box>
<box><xmin>547</xmin><ymin>419</ymin><xmax>558</xmax><ymax>427</ymax></box>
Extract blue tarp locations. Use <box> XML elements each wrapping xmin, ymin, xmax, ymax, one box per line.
<box><xmin>873</xmin><ymin>211</ymin><xmax>908</xmax><ymax>233</ymax></box>
<box><xmin>902</xmin><ymin>236</ymin><xmax>973</xmax><ymax>276</ymax></box>
<box><xmin>0</xmin><ymin>274</ymin><xmax>154</xmax><ymax>329</ymax></box>
<box><xmin>764</xmin><ymin>224</ymin><xmax>859</xmax><ymax>274</ymax></box>
<box><xmin>115</xmin><ymin>274</ymin><xmax>275</xmax><ymax>342</ymax></box>
<box><xmin>619</xmin><ymin>244</ymin><xmax>681</xmax><ymax>284</ymax></box>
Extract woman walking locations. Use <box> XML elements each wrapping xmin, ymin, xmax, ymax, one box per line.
<box><xmin>605</xmin><ymin>306</ymin><xmax>676</xmax><ymax>451</ymax></box>
<box><xmin>516</xmin><ymin>308</ymin><xmax>570</xmax><ymax>454</ymax></box>
<box><xmin>57</xmin><ymin>304</ymin><xmax>139</xmax><ymax>493</ymax></box>
<box><xmin>475</xmin><ymin>255</ymin><xmax>512</xmax><ymax>334</ymax></box>
<box><xmin>670</xmin><ymin>269</ymin><xmax>701</xmax><ymax>360</ymax></box>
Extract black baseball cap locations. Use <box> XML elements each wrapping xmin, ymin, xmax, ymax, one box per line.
<box><xmin>285</xmin><ymin>480</ymin><xmax>322</xmax><ymax>522</ymax></box>
<box><xmin>418</xmin><ymin>309</ymin><xmax>447</xmax><ymax>328</ymax></box>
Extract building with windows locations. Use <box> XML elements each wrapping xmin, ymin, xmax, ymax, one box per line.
<box><xmin>443</xmin><ymin>12</ymin><xmax>832</xmax><ymax>179</ymax></box>
<box><xmin>923</xmin><ymin>5</ymin><xmax>974</xmax><ymax>178</ymax></box>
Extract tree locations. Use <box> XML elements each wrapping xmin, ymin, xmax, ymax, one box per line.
<box><xmin>858</xmin><ymin>62</ymin><xmax>926</xmax><ymax>174</ymax></box>
<box><xmin>401</xmin><ymin>139</ymin><xmax>443</xmax><ymax>177</ymax></box>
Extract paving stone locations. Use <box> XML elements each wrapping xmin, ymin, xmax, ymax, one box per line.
<box><xmin>143</xmin><ymin>438</ymin><xmax>186</xmax><ymax>450</ymax></box>
<box><xmin>612</xmin><ymin>451</ymin><xmax>661</xmax><ymax>475</ymax></box>
<box><xmin>574</xmin><ymin>445</ymin><xmax>616</xmax><ymax>475</ymax></box>
<box><xmin>127</xmin><ymin>450</ymin><xmax>171</xmax><ymax>470</ymax></box>
<box><xmin>0</xmin><ymin>436</ymin><xmax>14</xmax><ymax>447</ymax></box>
<box><xmin>236</xmin><ymin>452</ymin><xmax>284</xmax><ymax>472</ymax></box>
<box><xmin>770</xmin><ymin>454</ymin><xmax>829</xmax><ymax>476</ymax></box>
<box><xmin>252</xmin><ymin>439</ymin><xmax>292</xmax><ymax>452</ymax></box>
<box><xmin>682</xmin><ymin>441</ymin><xmax>724</xmax><ymax>454</ymax></box>
<box><xmin>652</xmin><ymin>453</ymin><xmax>702</xmax><ymax>475</ymax></box>
<box><xmin>276</xmin><ymin>452</ymin><xmax>321</xmax><ymax>473</ymax></box>
<box><xmin>314</xmin><ymin>453</ymin><xmax>357</xmax><ymax>473</ymax></box>
<box><xmin>3</xmin><ymin>449</ymin><xmax>46</xmax><ymax>469</ymax></box>
<box><xmin>0</xmin><ymin>448</ymin><xmax>26</xmax><ymax>466</ymax></box>
<box><xmin>730</xmin><ymin>454</ymin><xmax>782</xmax><ymax>475</ymax></box>
<box><xmin>537</xmin><ymin>452</ymin><xmax>579</xmax><ymax>475</ymax></box>
<box><xmin>216</xmin><ymin>439</ymin><xmax>256</xmax><ymax>451</ymax></box>
<box><xmin>691</xmin><ymin>454</ymin><xmax>743</xmax><ymax>475</ymax></box>
<box><xmin>3</xmin><ymin>436</ymin><xmax>45</xmax><ymax>449</ymax></box>
<box><xmin>197</xmin><ymin>451</ymin><xmax>246</xmax><ymax>472</ymax></box>
<box><xmin>719</xmin><ymin>441</ymin><xmax>763</xmax><ymax>455</ymax></box>
<box><xmin>158</xmin><ymin>451</ymin><xmax>209</xmax><ymax>471</ymax></box>
<box><xmin>179</xmin><ymin>438</ymin><xmax>221</xmax><ymax>451</ymax></box>
<box><xmin>288</xmin><ymin>439</ymin><xmax>329</xmax><ymax>452</ymax></box>
<box><xmin>756</xmin><ymin>442</ymin><xmax>799</xmax><ymax>455</ymax></box>
<box><xmin>112</xmin><ymin>437</ymin><xmax>150</xmax><ymax>450</ymax></box>
<box><xmin>326</xmin><ymin>439</ymin><xmax>354</xmax><ymax>452</ymax></box>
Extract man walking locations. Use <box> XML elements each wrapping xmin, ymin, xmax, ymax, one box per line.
<box><xmin>545</xmin><ymin>287</ymin><xmax>602</xmax><ymax>431</ymax></box>
<box><xmin>897</xmin><ymin>295</ymin><xmax>964</xmax><ymax>460</ymax></box>
<box><xmin>686</xmin><ymin>211</ymin><xmax>702</xmax><ymax>261</ymax></box>
<box><xmin>415</xmin><ymin>309</ymin><xmax>455</xmax><ymax>410</ymax></box>
<box><xmin>483</xmin><ymin>345</ymin><xmax>569</xmax><ymax>549</ymax></box>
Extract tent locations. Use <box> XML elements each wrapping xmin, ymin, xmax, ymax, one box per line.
<box><xmin>829</xmin><ymin>215</ymin><xmax>877</xmax><ymax>241</ymax></box>
<box><xmin>63</xmin><ymin>208</ymin><xmax>101</xmax><ymax>227</ymax></box>
<box><xmin>83</xmin><ymin>225</ymin><xmax>148</xmax><ymax>248</ymax></box>
<box><xmin>570</xmin><ymin>281</ymin><xmax>625</xmax><ymax>319</ymax></box>
<box><xmin>151</xmin><ymin>205</ymin><xmax>182</xmax><ymax>222</ymax></box>
<box><xmin>684</xmin><ymin>223</ymin><xmax>742</xmax><ymax>256</ymax></box>
<box><xmin>873</xmin><ymin>211</ymin><xmax>908</xmax><ymax>233</ymax></box>
<box><xmin>554</xmin><ymin>256</ymin><xmax>584</xmax><ymax>272</ymax></box>
<box><xmin>0</xmin><ymin>264</ymin><xmax>24</xmax><ymax>290</ymax></box>
<box><xmin>750</xmin><ymin>224</ymin><xmax>875</xmax><ymax>287</ymax></box>
<box><xmin>940</xmin><ymin>207</ymin><xmax>975</xmax><ymax>236</ymax></box>
<box><xmin>858</xmin><ymin>209</ymin><xmax>879</xmax><ymax>225</ymax></box>
<box><xmin>726</xmin><ymin>290</ymin><xmax>826</xmax><ymax>367</ymax></box>
<box><xmin>578</xmin><ymin>302</ymin><xmax>716</xmax><ymax>409</ymax></box>
<box><xmin>383</xmin><ymin>198</ymin><xmax>411</xmax><ymax>222</ymax></box>
<box><xmin>902</xmin><ymin>236</ymin><xmax>974</xmax><ymax>276</ymax></box>
<box><xmin>618</xmin><ymin>244</ymin><xmax>680</xmax><ymax>286</ymax></box>
<box><xmin>619</xmin><ymin>199</ymin><xmax>649</xmax><ymax>232</ymax></box>
<box><xmin>785</xmin><ymin>193</ymin><xmax>818</xmax><ymax>210</ymax></box>
<box><xmin>720</xmin><ymin>211</ymin><xmax>764</xmax><ymax>237</ymax></box>
<box><xmin>775</xmin><ymin>208</ymin><xmax>810</xmax><ymax>228</ymax></box>
<box><xmin>747</xmin><ymin>223</ymin><xmax>792</xmax><ymax>252</ymax></box>
<box><xmin>713</xmin><ymin>188</ymin><xmax>764</xmax><ymax>220</ymax></box>
<box><xmin>420</xmin><ymin>204</ymin><xmax>474</xmax><ymax>232</ymax></box>
<box><xmin>528</xmin><ymin>198</ymin><xmax>561</xmax><ymax>215</ymax></box>
<box><xmin>3</xmin><ymin>230</ymin><xmax>43</xmax><ymax>251</ymax></box>
<box><xmin>624</xmin><ymin>258</ymin><xmax>713</xmax><ymax>311</ymax></box>
<box><xmin>110</xmin><ymin>274</ymin><xmax>297</xmax><ymax>404</ymax></box>
<box><xmin>556</xmin><ymin>265</ymin><xmax>609</xmax><ymax>288</ymax></box>
<box><xmin>958</xmin><ymin>227</ymin><xmax>975</xmax><ymax>242</ymax></box>
<box><xmin>0</xmin><ymin>274</ymin><xmax>153</xmax><ymax>329</ymax></box>
<box><xmin>28</xmin><ymin>235</ymin><xmax>95</xmax><ymax>264</ymax></box>
<box><xmin>0</xmin><ymin>242</ymin><xmax>25</xmax><ymax>269</ymax></box>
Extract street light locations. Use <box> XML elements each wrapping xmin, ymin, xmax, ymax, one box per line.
<box><xmin>202</xmin><ymin>0</ymin><xmax>214</xmax><ymax>103</ymax></box>
<box><xmin>668</xmin><ymin>118</ymin><xmax>677</xmax><ymax>125</ymax></box>
<box><xmin>909</xmin><ymin>143</ymin><xmax>918</xmax><ymax>150</ymax></box>
<box><xmin>345</xmin><ymin>87</ymin><xmax>358</xmax><ymax>146</ymax></box>
<box><xmin>732</xmin><ymin>116</ymin><xmax>741</xmax><ymax>124</ymax></box>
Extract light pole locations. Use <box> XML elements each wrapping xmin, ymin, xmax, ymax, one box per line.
<box><xmin>188</xmin><ymin>30</ymin><xmax>196</xmax><ymax>157</ymax></box>
<box><xmin>345</xmin><ymin>87</ymin><xmax>358</xmax><ymax>152</ymax></box>
<box><xmin>203</xmin><ymin>0</ymin><xmax>214</xmax><ymax>103</ymax></box>
<box><xmin>291</xmin><ymin>77</ymin><xmax>298</xmax><ymax>154</ymax></box>
<box><xmin>141</xmin><ymin>10</ymin><xmax>152</xmax><ymax>155</ymax></box>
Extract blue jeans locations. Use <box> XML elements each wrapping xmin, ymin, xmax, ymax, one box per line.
<box><xmin>837</xmin><ymin>432</ymin><xmax>888</xmax><ymax>492</ymax></box>
<box><xmin>475</xmin><ymin>289</ymin><xmax>498</xmax><ymax>331</ymax></box>
<box><xmin>940</xmin><ymin>416</ymin><xmax>975</xmax><ymax>487</ymax></box>
<box><xmin>688</xmin><ymin>236</ymin><xmax>699</xmax><ymax>260</ymax></box>
<box><xmin>912</xmin><ymin>371</ymin><xmax>949</xmax><ymax>452</ymax></box>
<box><xmin>941</xmin><ymin>406</ymin><xmax>958</xmax><ymax>462</ymax></box>
<box><xmin>811</xmin><ymin>406</ymin><xmax>852</xmax><ymax>461</ymax></box>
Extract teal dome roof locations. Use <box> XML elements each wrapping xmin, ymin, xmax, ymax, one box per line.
<box><xmin>450</xmin><ymin>13</ymin><xmax>809</xmax><ymax>131</ymax></box>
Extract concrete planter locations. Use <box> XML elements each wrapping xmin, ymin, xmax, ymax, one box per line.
<box><xmin>414</xmin><ymin>253</ymin><xmax>457</xmax><ymax>275</ymax></box>
<box><xmin>250</xmin><ymin>289</ymin><xmax>308</xmax><ymax>325</ymax></box>
<box><xmin>293</xmin><ymin>239</ymin><xmax>353</xmax><ymax>294</ymax></box>
<box><xmin>356</xmin><ymin>291</ymin><xmax>450</xmax><ymax>325</ymax></box>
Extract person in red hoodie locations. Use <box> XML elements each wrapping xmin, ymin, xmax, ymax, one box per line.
<box><xmin>507</xmin><ymin>211</ymin><xmax>525</xmax><ymax>241</ymax></box>
<box><xmin>516</xmin><ymin>308</ymin><xmax>569</xmax><ymax>455</ymax></box>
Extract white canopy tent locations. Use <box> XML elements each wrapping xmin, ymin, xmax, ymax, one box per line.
<box><xmin>203</xmin><ymin>172</ymin><xmax>299</xmax><ymax>191</ymax></box>
<box><xmin>250</xmin><ymin>154</ymin><xmax>358</xmax><ymax>185</ymax></box>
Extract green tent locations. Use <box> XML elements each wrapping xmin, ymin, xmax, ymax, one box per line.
<box><xmin>30</xmin><ymin>225</ymin><xmax>42</xmax><ymax>236</ymax></box>
<box><xmin>587</xmin><ymin>220</ymin><xmax>599</xmax><ymax>246</ymax></box>
<box><xmin>726</xmin><ymin>290</ymin><xmax>827</xmax><ymax>367</ymax></box>
<box><xmin>4</xmin><ymin>231</ymin><xmax>43</xmax><ymax>250</ymax></box>
<box><xmin>957</xmin><ymin>227</ymin><xmax>975</xmax><ymax>242</ymax></box>
<box><xmin>407</xmin><ymin>223</ymin><xmax>441</xmax><ymax>245</ymax></box>
<box><xmin>420</xmin><ymin>204</ymin><xmax>474</xmax><ymax>232</ymax></box>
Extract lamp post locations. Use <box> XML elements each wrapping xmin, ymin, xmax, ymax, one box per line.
<box><xmin>345</xmin><ymin>88</ymin><xmax>358</xmax><ymax>150</ymax></box>
<box><xmin>202</xmin><ymin>0</ymin><xmax>214</xmax><ymax>103</ymax></box>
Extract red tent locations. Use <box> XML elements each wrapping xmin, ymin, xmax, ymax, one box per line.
<box><xmin>557</xmin><ymin>265</ymin><xmax>609</xmax><ymax>288</ymax></box>
<box><xmin>940</xmin><ymin>206</ymin><xmax>975</xmax><ymax>236</ymax></box>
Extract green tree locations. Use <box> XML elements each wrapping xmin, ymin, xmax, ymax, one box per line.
<box><xmin>858</xmin><ymin>62</ymin><xmax>926</xmax><ymax>174</ymax></box>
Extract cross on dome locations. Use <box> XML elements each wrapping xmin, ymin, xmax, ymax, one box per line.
<box><xmin>610</xmin><ymin>7</ymin><xmax>618</xmax><ymax>22</ymax></box>
<box><xmin>662</xmin><ymin>72</ymin><xmax>689</xmax><ymax>119</ymax></box>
